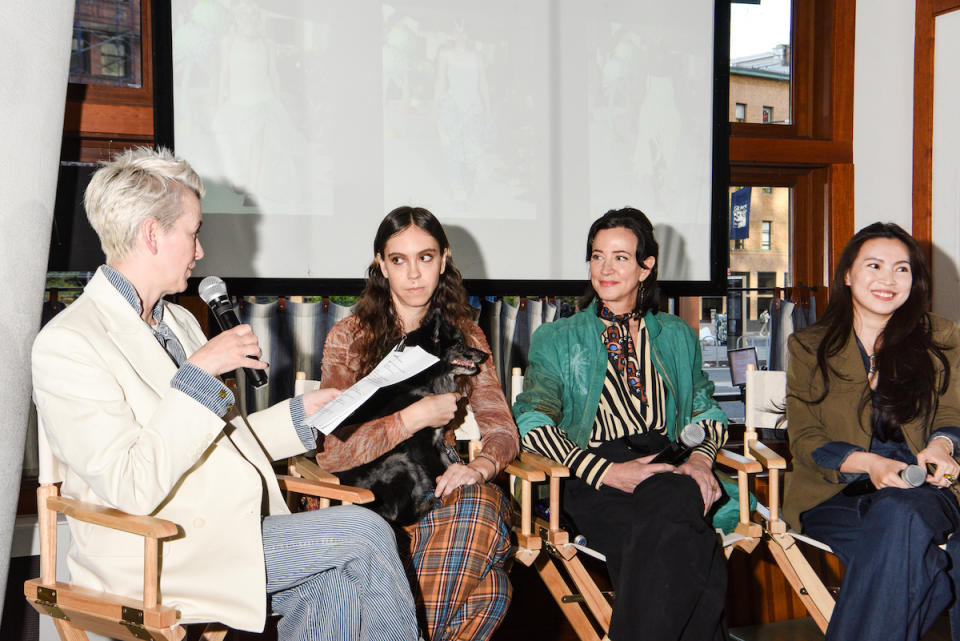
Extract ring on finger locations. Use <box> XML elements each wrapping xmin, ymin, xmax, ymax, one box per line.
<box><xmin>945</xmin><ymin>473</ymin><xmax>957</xmax><ymax>485</ymax></box>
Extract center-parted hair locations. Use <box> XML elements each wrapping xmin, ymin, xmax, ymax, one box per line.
<box><xmin>797</xmin><ymin>222</ymin><xmax>948</xmax><ymax>441</ymax></box>
<box><xmin>578</xmin><ymin>206</ymin><xmax>661</xmax><ymax>315</ymax></box>
<box><xmin>353</xmin><ymin>206</ymin><xmax>477</xmax><ymax>393</ymax></box>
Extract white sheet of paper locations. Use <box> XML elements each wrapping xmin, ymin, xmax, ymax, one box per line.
<box><xmin>303</xmin><ymin>344</ymin><xmax>439</xmax><ymax>435</ymax></box>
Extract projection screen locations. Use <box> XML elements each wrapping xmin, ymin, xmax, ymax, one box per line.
<box><xmin>157</xmin><ymin>0</ymin><xmax>728</xmax><ymax>293</ymax></box>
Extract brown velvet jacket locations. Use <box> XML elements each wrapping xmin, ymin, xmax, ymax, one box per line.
<box><xmin>783</xmin><ymin>313</ymin><xmax>960</xmax><ymax>526</ymax></box>
<box><xmin>314</xmin><ymin>315</ymin><xmax>519</xmax><ymax>473</ymax></box>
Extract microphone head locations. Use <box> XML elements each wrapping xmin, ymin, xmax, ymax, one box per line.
<box><xmin>678</xmin><ymin>423</ymin><xmax>706</xmax><ymax>448</ymax></box>
<box><xmin>900</xmin><ymin>464</ymin><xmax>926</xmax><ymax>488</ymax></box>
<box><xmin>198</xmin><ymin>276</ymin><xmax>229</xmax><ymax>305</ymax></box>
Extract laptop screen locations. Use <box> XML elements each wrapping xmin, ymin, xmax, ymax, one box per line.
<box><xmin>727</xmin><ymin>347</ymin><xmax>759</xmax><ymax>387</ymax></box>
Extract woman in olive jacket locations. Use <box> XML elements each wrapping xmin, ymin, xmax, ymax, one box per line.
<box><xmin>784</xmin><ymin>222</ymin><xmax>960</xmax><ymax>641</ymax></box>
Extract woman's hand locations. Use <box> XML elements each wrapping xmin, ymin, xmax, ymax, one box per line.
<box><xmin>846</xmin><ymin>452</ymin><xmax>913</xmax><ymax>489</ymax></box>
<box><xmin>188</xmin><ymin>324</ymin><xmax>266</xmax><ymax>377</ymax></box>
<box><xmin>399</xmin><ymin>393</ymin><xmax>460</xmax><ymax>434</ymax></box>
<box><xmin>302</xmin><ymin>388</ymin><xmax>342</xmax><ymax>416</ymax></box>
<box><xmin>601</xmin><ymin>456</ymin><xmax>675</xmax><ymax>493</ymax></box>
<box><xmin>676</xmin><ymin>453</ymin><xmax>722</xmax><ymax>515</ymax></box>
<box><xmin>917</xmin><ymin>438</ymin><xmax>959</xmax><ymax>488</ymax></box>
<box><xmin>435</xmin><ymin>462</ymin><xmax>486</xmax><ymax>498</ymax></box>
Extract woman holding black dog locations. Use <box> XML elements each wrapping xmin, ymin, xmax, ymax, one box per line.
<box><xmin>314</xmin><ymin>206</ymin><xmax>518</xmax><ymax>641</ymax></box>
<box><xmin>513</xmin><ymin>207</ymin><xmax>731</xmax><ymax>641</ymax></box>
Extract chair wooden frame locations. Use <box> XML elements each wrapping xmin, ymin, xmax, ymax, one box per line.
<box><xmin>25</xmin><ymin>428</ymin><xmax>375</xmax><ymax>641</ymax></box>
<box><xmin>741</xmin><ymin>367</ymin><xmax>836</xmax><ymax>633</ymax></box>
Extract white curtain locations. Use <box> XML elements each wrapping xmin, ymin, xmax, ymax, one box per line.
<box><xmin>0</xmin><ymin>0</ymin><xmax>73</xmax><ymax>616</ymax></box>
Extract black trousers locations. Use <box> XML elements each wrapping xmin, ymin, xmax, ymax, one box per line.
<box><xmin>563</xmin><ymin>434</ymin><xmax>729</xmax><ymax>641</ymax></box>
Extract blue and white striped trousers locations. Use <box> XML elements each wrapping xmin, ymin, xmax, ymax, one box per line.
<box><xmin>263</xmin><ymin>505</ymin><xmax>418</xmax><ymax>641</ymax></box>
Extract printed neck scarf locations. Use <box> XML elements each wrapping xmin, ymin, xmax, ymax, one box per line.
<box><xmin>599</xmin><ymin>304</ymin><xmax>647</xmax><ymax>403</ymax></box>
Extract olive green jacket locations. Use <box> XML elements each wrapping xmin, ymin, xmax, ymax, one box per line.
<box><xmin>783</xmin><ymin>313</ymin><xmax>960</xmax><ymax>526</ymax></box>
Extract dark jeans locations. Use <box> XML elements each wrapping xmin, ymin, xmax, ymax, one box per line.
<box><xmin>563</xmin><ymin>434</ymin><xmax>729</xmax><ymax>641</ymax></box>
<box><xmin>801</xmin><ymin>485</ymin><xmax>960</xmax><ymax>641</ymax></box>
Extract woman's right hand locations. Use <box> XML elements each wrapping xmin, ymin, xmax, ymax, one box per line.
<box><xmin>600</xmin><ymin>456</ymin><xmax>676</xmax><ymax>493</ymax></box>
<box><xmin>846</xmin><ymin>451</ymin><xmax>913</xmax><ymax>489</ymax></box>
<box><xmin>188</xmin><ymin>324</ymin><xmax>267</xmax><ymax>377</ymax></box>
<box><xmin>399</xmin><ymin>392</ymin><xmax>460</xmax><ymax>434</ymax></box>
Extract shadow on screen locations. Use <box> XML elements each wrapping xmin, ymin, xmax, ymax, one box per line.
<box><xmin>190</xmin><ymin>177</ymin><xmax>264</xmax><ymax>280</ymax></box>
<box><xmin>655</xmin><ymin>223</ymin><xmax>689</xmax><ymax>281</ymax></box>
<box><xmin>444</xmin><ymin>224</ymin><xmax>487</xmax><ymax>279</ymax></box>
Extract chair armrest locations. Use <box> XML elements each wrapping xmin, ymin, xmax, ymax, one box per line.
<box><xmin>276</xmin><ymin>475</ymin><xmax>374</xmax><ymax>504</ymax></box>
<box><xmin>47</xmin><ymin>497</ymin><xmax>178</xmax><ymax>540</ymax></box>
<box><xmin>748</xmin><ymin>441</ymin><xmax>787</xmax><ymax>470</ymax></box>
<box><xmin>518</xmin><ymin>451</ymin><xmax>570</xmax><ymax>478</ymax></box>
<box><xmin>289</xmin><ymin>455</ymin><xmax>340</xmax><ymax>483</ymax></box>
<box><xmin>716</xmin><ymin>449</ymin><xmax>763</xmax><ymax>474</ymax></box>
<box><xmin>504</xmin><ymin>459</ymin><xmax>546</xmax><ymax>482</ymax></box>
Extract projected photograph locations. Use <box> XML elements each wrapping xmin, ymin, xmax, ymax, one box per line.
<box><xmin>161</xmin><ymin>0</ymin><xmax>723</xmax><ymax>283</ymax></box>
<box><xmin>381</xmin><ymin>2</ymin><xmax>544</xmax><ymax>220</ymax></box>
<box><xmin>172</xmin><ymin>0</ymin><xmax>335</xmax><ymax>216</ymax></box>
<box><xmin>586</xmin><ymin>3</ymin><xmax>714</xmax><ymax>280</ymax></box>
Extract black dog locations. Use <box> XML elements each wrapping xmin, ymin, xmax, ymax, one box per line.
<box><xmin>331</xmin><ymin>312</ymin><xmax>488</xmax><ymax>526</ymax></box>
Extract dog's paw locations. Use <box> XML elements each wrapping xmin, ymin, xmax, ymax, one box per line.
<box><xmin>414</xmin><ymin>491</ymin><xmax>443</xmax><ymax>520</ymax></box>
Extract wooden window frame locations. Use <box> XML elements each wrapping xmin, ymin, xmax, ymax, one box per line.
<box><xmin>730</xmin><ymin>0</ymin><xmax>855</xmax><ymax>297</ymax></box>
<box><xmin>62</xmin><ymin>0</ymin><xmax>155</xmax><ymax>162</ymax></box>
<box><xmin>912</xmin><ymin>0</ymin><xmax>960</xmax><ymax>265</ymax></box>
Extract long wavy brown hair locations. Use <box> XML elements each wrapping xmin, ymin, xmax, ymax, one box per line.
<box><xmin>353</xmin><ymin>206</ymin><xmax>478</xmax><ymax>395</ymax></box>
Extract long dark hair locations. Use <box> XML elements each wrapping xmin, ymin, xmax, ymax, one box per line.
<box><xmin>353</xmin><ymin>206</ymin><xmax>476</xmax><ymax>390</ymax></box>
<box><xmin>801</xmin><ymin>222</ymin><xmax>947</xmax><ymax>440</ymax></box>
<box><xmin>578</xmin><ymin>207</ymin><xmax>661</xmax><ymax>315</ymax></box>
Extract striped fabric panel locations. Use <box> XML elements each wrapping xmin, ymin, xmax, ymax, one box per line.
<box><xmin>263</xmin><ymin>505</ymin><xmax>418</xmax><ymax>641</ymax></box>
<box><xmin>408</xmin><ymin>483</ymin><xmax>512</xmax><ymax>641</ymax></box>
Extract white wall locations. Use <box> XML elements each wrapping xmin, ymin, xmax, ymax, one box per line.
<box><xmin>0</xmin><ymin>0</ymin><xmax>73</xmax><ymax>616</ymax></box>
<box><xmin>853</xmin><ymin>0</ymin><xmax>916</xmax><ymax>233</ymax></box>
<box><xmin>931</xmin><ymin>10</ymin><xmax>960</xmax><ymax>320</ymax></box>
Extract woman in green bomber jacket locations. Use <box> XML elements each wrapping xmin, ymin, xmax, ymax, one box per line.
<box><xmin>513</xmin><ymin>207</ymin><xmax>731</xmax><ymax>641</ymax></box>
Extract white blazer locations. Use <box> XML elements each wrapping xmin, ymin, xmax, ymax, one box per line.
<box><xmin>31</xmin><ymin>269</ymin><xmax>307</xmax><ymax>631</ymax></box>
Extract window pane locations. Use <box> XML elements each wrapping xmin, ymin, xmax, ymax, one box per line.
<box><xmin>69</xmin><ymin>0</ymin><xmax>142</xmax><ymax>88</ymax></box>
<box><xmin>729</xmin><ymin>0</ymin><xmax>792</xmax><ymax>125</ymax></box>
<box><xmin>678</xmin><ymin>184</ymin><xmax>792</xmax><ymax>413</ymax></box>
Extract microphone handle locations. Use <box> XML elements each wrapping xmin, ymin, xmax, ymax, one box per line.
<box><xmin>651</xmin><ymin>442</ymin><xmax>691</xmax><ymax>465</ymax></box>
<box><xmin>212</xmin><ymin>306</ymin><xmax>268</xmax><ymax>388</ymax></box>
<box><xmin>842</xmin><ymin>464</ymin><xmax>924</xmax><ymax>496</ymax></box>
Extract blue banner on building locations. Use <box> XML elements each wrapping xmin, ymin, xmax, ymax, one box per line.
<box><xmin>730</xmin><ymin>186</ymin><xmax>752</xmax><ymax>240</ymax></box>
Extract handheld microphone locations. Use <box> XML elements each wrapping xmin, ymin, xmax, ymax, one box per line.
<box><xmin>197</xmin><ymin>276</ymin><xmax>268</xmax><ymax>388</ymax></box>
<box><xmin>651</xmin><ymin>423</ymin><xmax>706</xmax><ymax>464</ymax></box>
<box><xmin>842</xmin><ymin>464</ymin><xmax>926</xmax><ymax>496</ymax></box>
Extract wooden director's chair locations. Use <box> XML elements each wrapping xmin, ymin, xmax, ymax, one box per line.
<box><xmin>506</xmin><ymin>368</ymin><xmax>769</xmax><ymax>641</ymax></box>
<box><xmin>741</xmin><ymin>367</ymin><xmax>837</xmax><ymax>633</ymax></box>
<box><xmin>24</xmin><ymin>411</ymin><xmax>375</xmax><ymax>641</ymax></box>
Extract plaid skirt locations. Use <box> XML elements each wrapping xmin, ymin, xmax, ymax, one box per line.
<box><xmin>406</xmin><ymin>483</ymin><xmax>513</xmax><ymax>641</ymax></box>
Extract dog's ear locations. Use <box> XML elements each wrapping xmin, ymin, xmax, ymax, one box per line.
<box><xmin>425</xmin><ymin>309</ymin><xmax>442</xmax><ymax>345</ymax></box>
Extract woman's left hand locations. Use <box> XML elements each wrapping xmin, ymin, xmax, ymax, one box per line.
<box><xmin>302</xmin><ymin>388</ymin><xmax>342</xmax><ymax>416</ymax></box>
<box><xmin>435</xmin><ymin>462</ymin><xmax>485</xmax><ymax>498</ymax></box>
<box><xmin>676</xmin><ymin>452</ymin><xmax>722</xmax><ymax>515</ymax></box>
<box><xmin>916</xmin><ymin>438</ymin><xmax>960</xmax><ymax>488</ymax></box>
